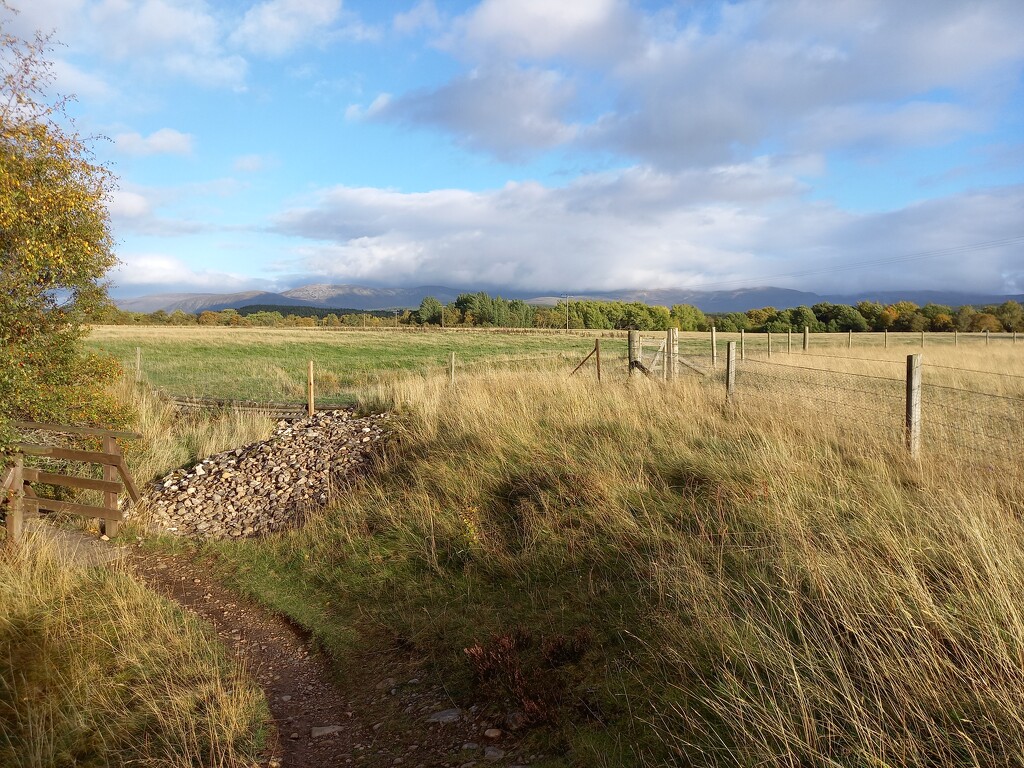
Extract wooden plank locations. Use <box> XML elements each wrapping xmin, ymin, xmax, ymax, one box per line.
<box><xmin>13</xmin><ymin>443</ymin><xmax>53</xmax><ymax>457</ymax></box>
<box><xmin>0</xmin><ymin>466</ymin><xmax>14</xmax><ymax>493</ymax></box>
<box><xmin>13</xmin><ymin>421</ymin><xmax>140</xmax><ymax>439</ymax></box>
<box><xmin>33</xmin><ymin>446</ymin><xmax>121</xmax><ymax>466</ymax></box>
<box><xmin>307</xmin><ymin>360</ymin><xmax>315</xmax><ymax>418</ymax></box>
<box><xmin>115</xmin><ymin>460</ymin><xmax>142</xmax><ymax>504</ymax></box>
<box><xmin>22</xmin><ymin>468</ymin><xmax>123</xmax><ymax>494</ymax></box>
<box><xmin>34</xmin><ymin>497</ymin><xmax>123</xmax><ymax>522</ymax></box>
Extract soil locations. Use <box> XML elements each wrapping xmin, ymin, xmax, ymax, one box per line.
<box><xmin>127</xmin><ymin>548</ymin><xmax>539</xmax><ymax>768</ymax></box>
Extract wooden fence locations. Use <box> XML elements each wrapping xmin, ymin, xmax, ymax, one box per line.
<box><xmin>2</xmin><ymin>422</ymin><xmax>141</xmax><ymax>542</ymax></box>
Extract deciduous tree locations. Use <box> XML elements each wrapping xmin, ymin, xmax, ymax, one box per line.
<box><xmin>0</xmin><ymin>7</ymin><xmax>125</xmax><ymax>445</ymax></box>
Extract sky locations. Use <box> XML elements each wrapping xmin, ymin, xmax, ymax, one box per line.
<box><xmin>10</xmin><ymin>0</ymin><xmax>1024</xmax><ymax>299</ymax></box>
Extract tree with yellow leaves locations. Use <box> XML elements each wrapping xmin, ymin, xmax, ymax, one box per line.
<box><xmin>0</xmin><ymin>4</ymin><xmax>126</xmax><ymax>447</ymax></box>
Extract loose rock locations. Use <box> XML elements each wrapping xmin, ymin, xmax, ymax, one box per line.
<box><xmin>142</xmin><ymin>410</ymin><xmax>388</xmax><ymax>539</ymax></box>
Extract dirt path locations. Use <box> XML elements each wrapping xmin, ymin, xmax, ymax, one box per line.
<box><xmin>128</xmin><ymin>549</ymin><xmax>536</xmax><ymax>768</ymax></box>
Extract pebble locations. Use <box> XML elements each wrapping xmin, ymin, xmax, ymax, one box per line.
<box><xmin>484</xmin><ymin>728</ymin><xmax>502</xmax><ymax>739</ymax></box>
<box><xmin>142</xmin><ymin>410</ymin><xmax>388</xmax><ymax>539</ymax></box>
<box><xmin>484</xmin><ymin>747</ymin><xmax>505</xmax><ymax>761</ymax></box>
<box><xmin>426</xmin><ymin>708</ymin><xmax>462</xmax><ymax>724</ymax></box>
<box><xmin>311</xmin><ymin>725</ymin><xmax>343</xmax><ymax>738</ymax></box>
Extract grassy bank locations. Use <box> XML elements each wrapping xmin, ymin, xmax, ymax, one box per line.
<box><xmin>0</xmin><ymin>530</ymin><xmax>270</xmax><ymax>767</ymax></box>
<box><xmin>181</xmin><ymin>359</ymin><xmax>1024</xmax><ymax>766</ymax></box>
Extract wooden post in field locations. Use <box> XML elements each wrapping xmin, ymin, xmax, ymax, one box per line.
<box><xmin>1015</xmin><ymin>331</ymin><xmax>1018</xmax><ymax>345</ymax></box>
<box><xmin>803</xmin><ymin>325</ymin><xmax>809</xmax><ymax>352</ymax></box>
<box><xmin>595</xmin><ymin>339</ymin><xmax>601</xmax><ymax>383</ymax></box>
<box><xmin>711</xmin><ymin>327</ymin><xmax>718</xmax><ymax>368</ymax></box>
<box><xmin>102</xmin><ymin>436</ymin><xmax>120</xmax><ymax>538</ymax></box>
<box><xmin>668</xmin><ymin>327</ymin><xmax>678</xmax><ymax>379</ymax></box>
<box><xmin>628</xmin><ymin>331</ymin><xmax>640</xmax><ymax>375</ymax></box>
<box><xmin>848</xmin><ymin>329</ymin><xmax>852</xmax><ymax>349</ymax></box>
<box><xmin>135</xmin><ymin>347</ymin><xmax>142</xmax><ymax>383</ymax></box>
<box><xmin>307</xmin><ymin>360</ymin><xmax>315</xmax><ymax>417</ymax></box>
<box><xmin>884</xmin><ymin>329</ymin><xmax>888</xmax><ymax>348</ymax></box>
<box><xmin>905</xmin><ymin>353</ymin><xmax>922</xmax><ymax>459</ymax></box>
<box><xmin>740</xmin><ymin>328</ymin><xmax>746</xmax><ymax>360</ymax></box>
<box><xmin>954</xmin><ymin>329</ymin><xmax>958</xmax><ymax>347</ymax></box>
<box><xmin>449</xmin><ymin>351</ymin><xmax>456</xmax><ymax>385</ymax></box>
<box><xmin>726</xmin><ymin>342</ymin><xmax>737</xmax><ymax>401</ymax></box>
<box><xmin>767</xmin><ymin>331</ymin><xmax>772</xmax><ymax>358</ymax></box>
<box><xmin>787</xmin><ymin>329</ymin><xmax>792</xmax><ymax>354</ymax></box>
<box><xmin>6</xmin><ymin>454</ymin><xmax>24</xmax><ymax>543</ymax></box>
<box><xmin>920</xmin><ymin>330</ymin><xmax>925</xmax><ymax>348</ymax></box>
<box><xmin>986</xmin><ymin>329</ymin><xmax>990</xmax><ymax>346</ymax></box>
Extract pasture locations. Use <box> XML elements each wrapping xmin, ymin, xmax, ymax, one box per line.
<box><xmin>74</xmin><ymin>324</ymin><xmax>1024</xmax><ymax>765</ymax></box>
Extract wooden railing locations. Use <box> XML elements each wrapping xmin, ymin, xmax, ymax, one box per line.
<box><xmin>2</xmin><ymin>422</ymin><xmax>141</xmax><ymax>543</ymax></box>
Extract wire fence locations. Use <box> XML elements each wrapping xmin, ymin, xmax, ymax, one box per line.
<box><xmin>667</xmin><ymin>337</ymin><xmax>1024</xmax><ymax>466</ymax></box>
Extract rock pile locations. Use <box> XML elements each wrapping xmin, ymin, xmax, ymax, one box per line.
<box><xmin>145</xmin><ymin>409</ymin><xmax>387</xmax><ymax>539</ymax></box>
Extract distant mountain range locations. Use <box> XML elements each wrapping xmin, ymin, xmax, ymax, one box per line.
<box><xmin>114</xmin><ymin>283</ymin><xmax>1024</xmax><ymax>315</ymax></box>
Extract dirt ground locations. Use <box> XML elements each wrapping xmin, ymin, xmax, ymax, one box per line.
<box><xmin>128</xmin><ymin>548</ymin><xmax>539</xmax><ymax>768</ymax></box>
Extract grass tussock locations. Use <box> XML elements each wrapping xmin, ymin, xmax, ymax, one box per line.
<box><xmin>116</xmin><ymin>378</ymin><xmax>276</xmax><ymax>484</ymax></box>
<box><xmin>0</xmin><ymin>530</ymin><xmax>269</xmax><ymax>767</ymax></box>
<box><xmin>207</xmin><ymin>363</ymin><xmax>1024</xmax><ymax>767</ymax></box>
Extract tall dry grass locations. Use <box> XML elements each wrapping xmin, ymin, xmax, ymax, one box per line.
<box><xmin>116</xmin><ymin>378</ymin><xmax>277</xmax><ymax>485</ymax></box>
<box><xmin>0</xmin><ymin>530</ymin><xmax>269</xmax><ymax>767</ymax></box>
<box><xmin>212</xmin><ymin>357</ymin><xmax>1024</xmax><ymax>766</ymax></box>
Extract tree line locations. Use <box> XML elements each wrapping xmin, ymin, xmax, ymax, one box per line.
<box><xmin>99</xmin><ymin>293</ymin><xmax>1024</xmax><ymax>333</ymax></box>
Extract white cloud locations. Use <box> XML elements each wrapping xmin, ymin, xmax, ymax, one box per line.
<box><xmin>50</xmin><ymin>58</ymin><xmax>116</xmax><ymax>101</ymax></box>
<box><xmin>374</xmin><ymin>66</ymin><xmax>578</xmax><ymax>159</ymax></box>
<box><xmin>394</xmin><ymin>0</ymin><xmax>440</xmax><ymax>36</ymax></box>
<box><xmin>382</xmin><ymin>1</ymin><xmax>1024</xmax><ymax>169</ymax></box>
<box><xmin>110</xmin><ymin>253</ymin><xmax>260</xmax><ymax>292</ymax></box>
<box><xmin>114</xmin><ymin>128</ymin><xmax>194</xmax><ymax>156</ymax></box>
<box><xmin>452</xmin><ymin>0</ymin><xmax>639</xmax><ymax>61</ymax></box>
<box><xmin>233</xmin><ymin>154</ymin><xmax>271</xmax><ymax>172</ymax></box>
<box><xmin>270</xmin><ymin>166</ymin><xmax>1024</xmax><ymax>295</ymax></box>
<box><xmin>345</xmin><ymin>93</ymin><xmax>392</xmax><ymax>121</ymax></box>
<box><xmin>231</xmin><ymin>0</ymin><xmax>343</xmax><ymax>57</ymax></box>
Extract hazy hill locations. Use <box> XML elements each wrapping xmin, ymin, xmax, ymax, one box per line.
<box><xmin>114</xmin><ymin>284</ymin><xmax>1024</xmax><ymax>314</ymax></box>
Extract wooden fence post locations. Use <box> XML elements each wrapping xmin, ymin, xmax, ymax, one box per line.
<box><xmin>767</xmin><ymin>331</ymin><xmax>772</xmax><ymax>358</ymax></box>
<box><xmin>884</xmin><ymin>329</ymin><xmax>888</xmax><ymax>348</ymax></box>
<box><xmin>135</xmin><ymin>347</ymin><xmax>142</xmax><ymax>384</ymax></box>
<box><xmin>788</xmin><ymin>329</ymin><xmax>792</xmax><ymax>354</ymax></box>
<box><xmin>921</xmin><ymin>330</ymin><xmax>925</xmax><ymax>348</ymax></box>
<box><xmin>1014</xmin><ymin>331</ymin><xmax>1018</xmax><ymax>345</ymax></box>
<box><xmin>6</xmin><ymin>454</ymin><xmax>24</xmax><ymax>543</ymax></box>
<box><xmin>668</xmin><ymin>327</ymin><xmax>678</xmax><ymax>379</ymax></box>
<box><xmin>307</xmin><ymin>360</ymin><xmax>315</xmax><ymax>417</ymax></box>
<box><xmin>803</xmin><ymin>326</ymin><xmax>809</xmax><ymax>352</ymax></box>
<box><xmin>905</xmin><ymin>354</ymin><xmax>922</xmax><ymax>459</ymax></box>
<box><xmin>986</xmin><ymin>329</ymin><xmax>990</xmax><ymax>346</ymax></box>
<box><xmin>449</xmin><ymin>351</ymin><xmax>456</xmax><ymax>385</ymax></box>
<box><xmin>740</xmin><ymin>328</ymin><xmax>746</xmax><ymax>360</ymax></box>
<box><xmin>628</xmin><ymin>331</ymin><xmax>640</xmax><ymax>375</ymax></box>
<box><xmin>848</xmin><ymin>329</ymin><xmax>852</xmax><ymax>349</ymax></box>
<box><xmin>595</xmin><ymin>339</ymin><xmax>601</xmax><ymax>383</ymax></box>
<box><xmin>954</xmin><ymin>329</ymin><xmax>958</xmax><ymax>347</ymax></box>
<box><xmin>711</xmin><ymin>327</ymin><xmax>718</xmax><ymax>368</ymax></box>
<box><xmin>102</xmin><ymin>436</ymin><xmax>120</xmax><ymax>537</ymax></box>
<box><xmin>726</xmin><ymin>342</ymin><xmax>736</xmax><ymax>401</ymax></box>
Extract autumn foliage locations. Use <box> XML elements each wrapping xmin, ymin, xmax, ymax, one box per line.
<box><xmin>0</xmin><ymin>6</ymin><xmax>126</xmax><ymax>444</ymax></box>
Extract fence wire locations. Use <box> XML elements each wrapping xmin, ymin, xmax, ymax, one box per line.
<box><xmin>734</xmin><ymin>358</ymin><xmax>905</xmax><ymax>440</ymax></box>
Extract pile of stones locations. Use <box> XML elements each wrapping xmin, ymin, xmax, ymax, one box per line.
<box><xmin>144</xmin><ymin>409</ymin><xmax>387</xmax><ymax>539</ymax></box>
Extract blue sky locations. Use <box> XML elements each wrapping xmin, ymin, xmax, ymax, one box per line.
<box><xmin>11</xmin><ymin>0</ymin><xmax>1024</xmax><ymax>298</ymax></box>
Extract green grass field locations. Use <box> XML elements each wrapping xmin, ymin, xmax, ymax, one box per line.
<box><xmin>88</xmin><ymin>325</ymin><xmax>1016</xmax><ymax>405</ymax></box>
<box><xmin>74</xmin><ymin>325</ymin><xmax>1024</xmax><ymax>766</ymax></box>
